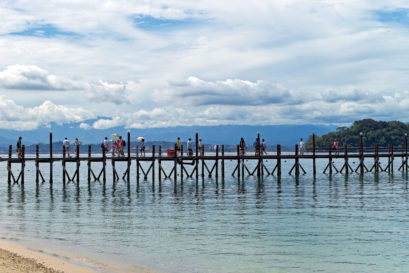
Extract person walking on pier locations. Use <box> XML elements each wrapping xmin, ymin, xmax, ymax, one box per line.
<box><xmin>117</xmin><ymin>136</ymin><xmax>124</xmax><ymax>157</ymax></box>
<box><xmin>299</xmin><ymin>138</ymin><xmax>304</xmax><ymax>155</ymax></box>
<box><xmin>110</xmin><ymin>139</ymin><xmax>116</xmax><ymax>157</ymax></box>
<box><xmin>74</xmin><ymin>138</ymin><xmax>82</xmax><ymax>157</ymax></box>
<box><xmin>102</xmin><ymin>137</ymin><xmax>108</xmax><ymax>156</ymax></box>
<box><xmin>187</xmin><ymin>138</ymin><xmax>193</xmax><ymax>156</ymax></box>
<box><xmin>198</xmin><ymin>138</ymin><xmax>203</xmax><ymax>156</ymax></box>
<box><xmin>253</xmin><ymin>138</ymin><xmax>260</xmax><ymax>156</ymax></box>
<box><xmin>176</xmin><ymin>137</ymin><xmax>181</xmax><ymax>155</ymax></box>
<box><xmin>261</xmin><ymin>139</ymin><xmax>266</xmax><ymax>155</ymax></box>
<box><xmin>140</xmin><ymin>138</ymin><xmax>146</xmax><ymax>157</ymax></box>
<box><xmin>16</xmin><ymin>137</ymin><xmax>22</xmax><ymax>158</ymax></box>
<box><xmin>63</xmin><ymin>137</ymin><xmax>71</xmax><ymax>157</ymax></box>
<box><xmin>240</xmin><ymin>138</ymin><xmax>246</xmax><ymax>156</ymax></box>
<box><xmin>333</xmin><ymin>139</ymin><xmax>339</xmax><ymax>155</ymax></box>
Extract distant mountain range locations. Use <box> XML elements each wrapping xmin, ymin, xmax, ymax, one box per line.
<box><xmin>0</xmin><ymin>122</ymin><xmax>336</xmax><ymax>148</ymax></box>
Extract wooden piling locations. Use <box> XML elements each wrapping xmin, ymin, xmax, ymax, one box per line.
<box><xmin>76</xmin><ymin>144</ymin><xmax>80</xmax><ymax>184</ymax></box>
<box><xmin>201</xmin><ymin>145</ymin><xmax>205</xmax><ymax>178</ymax></box>
<box><xmin>49</xmin><ymin>131</ymin><xmax>53</xmax><ymax>183</ymax></box>
<box><xmin>174</xmin><ymin>143</ymin><xmax>177</xmax><ymax>182</ymax></box>
<box><xmin>21</xmin><ymin>145</ymin><xmax>25</xmax><ymax>184</ymax></box>
<box><xmin>295</xmin><ymin>144</ymin><xmax>300</xmax><ymax>176</ymax></box>
<box><xmin>405</xmin><ymin>134</ymin><xmax>408</xmax><ymax>173</ymax></box>
<box><xmin>328</xmin><ymin>144</ymin><xmax>332</xmax><ymax>176</ymax></box>
<box><xmin>360</xmin><ymin>133</ymin><xmax>364</xmax><ymax>175</ymax></box>
<box><xmin>102</xmin><ymin>145</ymin><xmax>106</xmax><ymax>182</ymax></box>
<box><xmin>127</xmin><ymin>131</ymin><xmax>131</xmax><ymax>182</ymax></box>
<box><xmin>88</xmin><ymin>145</ymin><xmax>91</xmax><ymax>182</ymax></box>
<box><xmin>312</xmin><ymin>133</ymin><xmax>316</xmax><ymax>176</ymax></box>
<box><xmin>257</xmin><ymin>132</ymin><xmax>260</xmax><ymax>177</ymax></box>
<box><xmin>152</xmin><ymin>145</ymin><xmax>155</xmax><ymax>189</ymax></box>
<box><xmin>62</xmin><ymin>145</ymin><xmax>66</xmax><ymax>184</ymax></box>
<box><xmin>375</xmin><ymin>144</ymin><xmax>379</xmax><ymax>173</ymax></box>
<box><xmin>237</xmin><ymin>145</ymin><xmax>241</xmax><ymax>177</ymax></box>
<box><xmin>136</xmin><ymin>144</ymin><xmax>139</xmax><ymax>187</ymax></box>
<box><xmin>36</xmin><ymin>144</ymin><xmax>39</xmax><ymax>183</ymax></box>
<box><xmin>221</xmin><ymin>145</ymin><xmax>225</xmax><ymax>179</ymax></box>
<box><xmin>277</xmin><ymin>144</ymin><xmax>281</xmax><ymax>177</ymax></box>
<box><xmin>390</xmin><ymin>144</ymin><xmax>395</xmax><ymax>173</ymax></box>
<box><xmin>344</xmin><ymin>144</ymin><xmax>348</xmax><ymax>175</ymax></box>
<box><xmin>180</xmin><ymin>145</ymin><xmax>184</xmax><ymax>180</ymax></box>
<box><xmin>216</xmin><ymin>145</ymin><xmax>219</xmax><ymax>179</ymax></box>
<box><xmin>158</xmin><ymin>145</ymin><xmax>162</xmax><ymax>181</ymax></box>
<box><xmin>7</xmin><ymin>145</ymin><xmax>11</xmax><ymax>184</ymax></box>
<box><xmin>195</xmin><ymin>132</ymin><xmax>199</xmax><ymax>179</ymax></box>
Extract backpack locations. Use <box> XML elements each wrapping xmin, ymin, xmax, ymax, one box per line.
<box><xmin>100</xmin><ymin>143</ymin><xmax>104</xmax><ymax>149</ymax></box>
<box><xmin>123</xmin><ymin>140</ymin><xmax>126</xmax><ymax>147</ymax></box>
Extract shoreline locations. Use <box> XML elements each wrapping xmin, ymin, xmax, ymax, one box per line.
<box><xmin>0</xmin><ymin>240</ymin><xmax>158</xmax><ymax>273</ymax></box>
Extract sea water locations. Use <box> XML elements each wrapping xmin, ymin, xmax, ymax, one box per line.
<box><xmin>0</xmin><ymin>154</ymin><xmax>409</xmax><ymax>273</ymax></box>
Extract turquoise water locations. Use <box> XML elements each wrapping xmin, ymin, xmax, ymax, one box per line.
<box><xmin>1</xmin><ymin>154</ymin><xmax>409</xmax><ymax>272</ymax></box>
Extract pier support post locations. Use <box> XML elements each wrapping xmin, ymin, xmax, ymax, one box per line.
<box><xmin>127</xmin><ymin>131</ymin><xmax>131</xmax><ymax>182</ymax></box>
<box><xmin>158</xmin><ymin>145</ymin><xmax>162</xmax><ymax>181</ymax></box>
<box><xmin>216</xmin><ymin>145</ymin><xmax>219</xmax><ymax>179</ymax></box>
<box><xmin>88</xmin><ymin>145</ymin><xmax>91</xmax><ymax>182</ymax></box>
<box><xmin>180</xmin><ymin>145</ymin><xmax>184</xmax><ymax>181</ymax></box>
<box><xmin>102</xmin><ymin>145</ymin><xmax>106</xmax><ymax>182</ymax></box>
<box><xmin>312</xmin><ymin>133</ymin><xmax>316</xmax><ymax>176</ymax></box>
<box><xmin>7</xmin><ymin>145</ymin><xmax>11</xmax><ymax>184</ymax></box>
<box><xmin>375</xmin><ymin>144</ymin><xmax>379</xmax><ymax>173</ymax></box>
<box><xmin>136</xmin><ymin>144</ymin><xmax>139</xmax><ymax>189</ymax></box>
<box><xmin>237</xmin><ymin>145</ymin><xmax>241</xmax><ymax>178</ymax></box>
<box><xmin>195</xmin><ymin>132</ymin><xmax>199</xmax><ymax>179</ymax></box>
<box><xmin>152</xmin><ymin>145</ymin><xmax>155</xmax><ymax>190</ymax></box>
<box><xmin>174</xmin><ymin>143</ymin><xmax>177</xmax><ymax>182</ymax></box>
<box><xmin>295</xmin><ymin>144</ymin><xmax>300</xmax><ymax>176</ymax></box>
<box><xmin>21</xmin><ymin>145</ymin><xmax>25</xmax><ymax>184</ymax></box>
<box><xmin>201</xmin><ymin>145</ymin><xmax>205</xmax><ymax>178</ymax></box>
<box><xmin>221</xmin><ymin>145</ymin><xmax>225</xmax><ymax>181</ymax></box>
<box><xmin>36</xmin><ymin>145</ymin><xmax>40</xmax><ymax>183</ymax></box>
<box><xmin>277</xmin><ymin>144</ymin><xmax>281</xmax><ymax>177</ymax></box>
<box><xmin>257</xmin><ymin>132</ymin><xmax>261</xmax><ymax>177</ymax></box>
<box><xmin>62</xmin><ymin>146</ymin><xmax>66</xmax><ymax>184</ymax></box>
<box><xmin>76</xmin><ymin>144</ymin><xmax>80</xmax><ymax>184</ymax></box>
<box><xmin>328</xmin><ymin>144</ymin><xmax>332</xmax><ymax>176</ymax></box>
<box><xmin>50</xmin><ymin>131</ymin><xmax>53</xmax><ymax>183</ymax></box>
<box><xmin>405</xmin><ymin>134</ymin><xmax>408</xmax><ymax>173</ymax></box>
<box><xmin>360</xmin><ymin>132</ymin><xmax>364</xmax><ymax>175</ymax></box>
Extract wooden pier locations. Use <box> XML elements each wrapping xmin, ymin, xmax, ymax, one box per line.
<box><xmin>3</xmin><ymin>132</ymin><xmax>409</xmax><ymax>186</ymax></box>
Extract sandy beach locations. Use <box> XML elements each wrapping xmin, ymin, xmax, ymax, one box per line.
<box><xmin>0</xmin><ymin>240</ymin><xmax>157</xmax><ymax>273</ymax></box>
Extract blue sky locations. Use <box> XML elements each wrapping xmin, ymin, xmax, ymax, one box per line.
<box><xmin>1</xmin><ymin>1</ymin><xmax>409</xmax><ymax>130</ymax></box>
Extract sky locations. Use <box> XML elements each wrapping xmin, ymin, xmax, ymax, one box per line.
<box><xmin>1</xmin><ymin>0</ymin><xmax>409</xmax><ymax>131</ymax></box>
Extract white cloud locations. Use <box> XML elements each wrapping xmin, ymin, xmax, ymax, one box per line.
<box><xmin>0</xmin><ymin>64</ymin><xmax>81</xmax><ymax>90</ymax></box>
<box><xmin>79</xmin><ymin>122</ymin><xmax>91</xmax><ymax>129</ymax></box>
<box><xmin>154</xmin><ymin>77</ymin><xmax>291</xmax><ymax>106</ymax></box>
<box><xmin>0</xmin><ymin>96</ymin><xmax>94</xmax><ymax>130</ymax></box>
<box><xmin>85</xmin><ymin>80</ymin><xmax>128</xmax><ymax>104</ymax></box>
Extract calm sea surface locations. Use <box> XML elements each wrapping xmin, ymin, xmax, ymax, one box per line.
<box><xmin>0</xmin><ymin>154</ymin><xmax>409</xmax><ymax>272</ymax></box>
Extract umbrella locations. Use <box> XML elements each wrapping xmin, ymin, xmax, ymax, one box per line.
<box><xmin>112</xmin><ymin>133</ymin><xmax>119</xmax><ymax>137</ymax></box>
<box><xmin>137</xmin><ymin>136</ymin><xmax>145</xmax><ymax>141</ymax></box>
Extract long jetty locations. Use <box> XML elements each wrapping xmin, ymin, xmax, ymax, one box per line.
<box><xmin>3</xmin><ymin>132</ymin><xmax>409</xmax><ymax>186</ymax></box>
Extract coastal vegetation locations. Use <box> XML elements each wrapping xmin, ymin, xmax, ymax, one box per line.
<box><xmin>306</xmin><ymin>119</ymin><xmax>409</xmax><ymax>148</ymax></box>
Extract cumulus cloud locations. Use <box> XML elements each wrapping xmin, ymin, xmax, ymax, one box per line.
<box><xmin>85</xmin><ymin>80</ymin><xmax>128</xmax><ymax>104</ymax></box>
<box><xmin>154</xmin><ymin>77</ymin><xmax>291</xmax><ymax>106</ymax></box>
<box><xmin>0</xmin><ymin>96</ymin><xmax>94</xmax><ymax>130</ymax></box>
<box><xmin>0</xmin><ymin>64</ymin><xmax>81</xmax><ymax>90</ymax></box>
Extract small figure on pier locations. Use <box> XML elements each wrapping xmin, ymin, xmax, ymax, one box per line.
<box><xmin>176</xmin><ymin>137</ymin><xmax>181</xmax><ymax>155</ymax></box>
<box><xmin>102</xmin><ymin>137</ymin><xmax>108</xmax><ymax>156</ymax></box>
<box><xmin>140</xmin><ymin>138</ymin><xmax>146</xmax><ymax>157</ymax></box>
<box><xmin>198</xmin><ymin>138</ymin><xmax>203</xmax><ymax>156</ymax></box>
<box><xmin>333</xmin><ymin>140</ymin><xmax>339</xmax><ymax>155</ymax></box>
<box><xmin>187</xmin><ymin>138</ymin><xmax>193</xmax><ymax>156</ymax></box>
<box><xmin>299</xmin><ymin>138</ymin><xmax>304</xmax><ymax>155</ymax></box>
<box><xmin>240</xmin><ymin>138</ymin><xmax>246</xmax><ymax>156</ymax></box>
<box><xmin>117</xmin><ymin>136</ymin><xmax>125</xmax><ymax>157</ymax></box>
<box><xmin>253</xmin><ymin>138</ymin><xmax>260</xmax><ymax>156</ymax></box>
<box><xmin>63</xmin><ymin>137</ymin><xmax>71</xmax><ymax>157</ymax></box>
<box><xmin>261</xmin><ymin>139</ymin><xmax>266</xmax><ymax>155</ymax></box>
<box><xmin>110</xmin><ymin>139</ymin><xmax>117</xmax><ymax>157</ymax></box>
<box><xmin>16</xmin><ymin>137</ymin><xmax>22</xmax><ymax>158</ymax></box>
<box><xmin>74</xmin><ymin>138</ymin><xmax>82</xmax><ymax>157</ymax></box>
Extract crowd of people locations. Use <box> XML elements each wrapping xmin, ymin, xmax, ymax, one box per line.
<box><xmin>14</xmin><ymin>134</ymin><xmax>342</xmax><ymax>158</ymax></box>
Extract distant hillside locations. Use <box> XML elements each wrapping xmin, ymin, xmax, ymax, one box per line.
<box><xmin>306</xmin><ymin>119</ymin><xmax>409</xmax><ymax>148</ymax></box>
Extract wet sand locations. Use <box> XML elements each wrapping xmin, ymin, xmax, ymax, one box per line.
<box><xmin>0</xmin><ymin>240</ymin><xmax>158</xmax><ymax>273</ymax></box>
